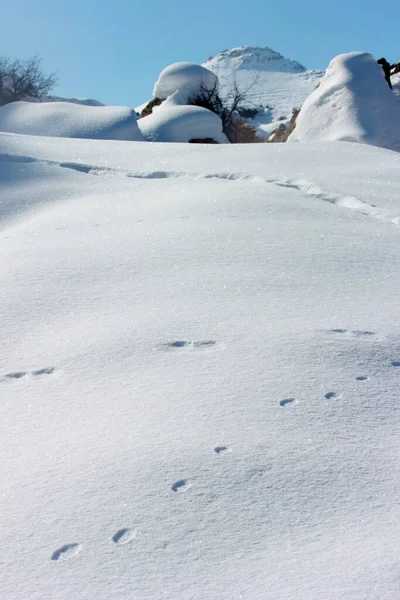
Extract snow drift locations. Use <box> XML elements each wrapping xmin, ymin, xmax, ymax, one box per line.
<box><xmin>289</xmin><ymin>52</ymin><xmax>400</xmax><ymax>151</ymax></box>
<box><xmin>0</xmin><ymin>101</ymin><xmax>144</xmax><ymax>141</ymax></box>
<box><xmin>138</xmin><ymin>104</ymin><xmax>228</xmax><ymax>143</ymax></box>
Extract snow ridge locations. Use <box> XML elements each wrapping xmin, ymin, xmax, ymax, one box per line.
<box><xmin>204</xmin><ymin>46</ymin><xmax>307</xmax><ymax>73</ymax></box>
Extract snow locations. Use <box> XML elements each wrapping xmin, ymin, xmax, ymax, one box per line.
<box><xmin>205</xmin><ymin>46</ymin><xmax>307</xmax><ymax>74</ymax></box>
<box><xmin>138</xmin><ymin>103</ymin><xmax>228</xmax><ymax>143</ymax></box>
<box><xmin>1</xmin><ymin>132</ymin><xmax>400</xmax><ymax>600</ymax></box>
<box><xmin>153</xmin><ymin>62</ymin><xmax>218</xmax><ymax>100</ymax></box>
<box><xmin>45</xmin><ymin>96</ymin><xmax>104</xmax><ymax>107</ymax></box>
<box><xmin>289</xmin><ymin>52</ymin><xmax>400</xmax><ymax>152</ymax></box>
<box><xmin>392</xmin><ymin>73</ymin><xmax>400</xmax><ymax>101</ymax></box>
<box><xmin>0</xmin><ymin>101</ymin><xmax>144</xmax><ymax>141</ymax></box>
<box><xmin>203</xmin><ymin>47</ymin><xmax>324</xmax><ymax>127</ymax></box>
<box><xmin>138</xmin><ymin>62</ymin><xmax>227</xmax><ymax>143</ymax></box>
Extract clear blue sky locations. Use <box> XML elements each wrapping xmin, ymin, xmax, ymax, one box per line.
<box><xmin>3</xmin><ymin>0</ymin><xmax>399</xmax><ymax>107</ymax></box>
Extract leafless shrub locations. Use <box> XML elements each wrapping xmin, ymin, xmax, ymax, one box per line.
<box><xmin>187</xmin><ymin>76</ymin><xmax>260</xmax><ymax>143</ymax></box>
<box><xmin>0</xmin><ymin>56</ymin><xmax>58</xmax><ymax>106</ymax></box>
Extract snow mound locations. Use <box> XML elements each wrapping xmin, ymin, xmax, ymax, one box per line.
<box><xmin>204</xmin><ymin>46</ymin><xmax>306</xmax><ymax>74</ymax></box>
<box><xmin>0</xmin><ymin>101</ymin><xmax>144</xmax><ymax>141</ymax></box>
<box><xmin>153</xmin><ymin>62</ymin><xmax>218</xmax><ymax>100</ymax></box>
<box><xmin>289</xmin><ymin>52</ymin><xmax>400</xmax><ymax>152</ymax></box>
<box><xmin>138</xmin><ymin>104</ymin><xmax>228</xmax><ymax>143</ymax></box>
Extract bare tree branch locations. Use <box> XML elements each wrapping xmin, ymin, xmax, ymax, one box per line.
<box><xmin>0</xmin><ymin>56</ymin><xmax>58</xmax><ymax>106</ymax></box>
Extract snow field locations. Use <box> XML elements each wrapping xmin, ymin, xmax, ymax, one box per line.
<box><xmin>0</xmin><ymin>134</ymin><xmax>399</xmax><ymax>599</ymax></box>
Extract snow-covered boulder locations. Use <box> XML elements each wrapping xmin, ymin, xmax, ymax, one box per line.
<box><xmin>0</xmin><ymin>101</ymin><xmax>144</xmax><ymax>141</ymax></box>
<box><xmin>153</xmin><ymin>62</ymin><xmax>218</xmax><ymax>101</ymax></box>
<box><xmin>138</xmin><ymin>104</ymin><xmax>228</xmax><ymax>143</ymax></box>
<box><xmin>289</xmin><ymin>52</ymin><xmax>400</xmax><ymax>152</ymax></box>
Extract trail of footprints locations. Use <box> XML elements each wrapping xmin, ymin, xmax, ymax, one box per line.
<box><xmin>51</xmin><ymin>444</ymin><xmax>231</xmax><ymax>561</ymax></box>
<box><xmin>20</xmin><ymin>329</ymin><xmax>400</xmax><ymax>562</ymax></box>
<box><xmin>279</xmin><ymin>328</ymin><xmax>400</xmax><ymax>408</ymax></box>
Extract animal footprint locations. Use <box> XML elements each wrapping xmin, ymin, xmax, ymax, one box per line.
<box><xmin>214</xmin><ymin>446</ymin><xmax>231</xmax><ymax>454</ymax></box>
<box><xmin>112</xmin><ymin>528</ymin><xmax>136</xmax><ymax>545</ymax></box>
<box><xmin>51</xmin><ymin>543</ymin><xmax>81</xmax><ymax>561</ymax></box>
<box><xmin>324</xmin><ymin>391</ymin><xmax>342</xmax><ymax>400</ymax></box>
<box><xmin>33</xmin><ymin>367</ymin><xmax>55</xmax><ymax>376</ymax></box>
<box><xmin>5</xmin><ymin>372</ymin><xmax>27</xmax><ymax>379</ymax></box>
<box><xmin>279</xmin><ymin>398</ymin><xmax>296</xmax><ymax>407</ymax></box>
<box><xmin>171</xmin><ymin>479</ymin><xmax>190</xmax><ymax>493</ymax></box>
<box><xmin>352</xmin><ymin>330</ymin><xmax>375</xmax><ymax>337</ymax></box>
<box><xmin>164</xmin><ymin>340</ymin><xmax>217</xmax><ymax>351</ymax></box>
<box><xmin>328</xmin><ymin>329</ymin><xmax>375</xmax><ymax>337</ymax></box>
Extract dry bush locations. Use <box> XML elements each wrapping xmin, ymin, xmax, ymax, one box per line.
<box><xmin>230</xmin><ymin>117</ymin><xmax>260</xmax><ymax>143</ymax></box>
<box><xmin>188</xmin><ymin>77</ymin><xmax>260</xmax><ymax>143</ymax></box>
<box><xmin>0</xmin><ymin>56</ymin><xmax>57</xmax><ymax>106</ymax></box>
<box><xmin>267</xmin><ymin>107</ymin><xmax>300</xmax><ymax>143</ymax></box>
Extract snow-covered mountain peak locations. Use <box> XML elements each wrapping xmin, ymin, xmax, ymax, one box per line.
<box><xmin>204</xmin><ymin>46</ymin><xmax>307</xmax><ymax>74</ymax></box>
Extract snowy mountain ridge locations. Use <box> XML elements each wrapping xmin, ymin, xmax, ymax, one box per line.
<box><xmin>204</xmin><ymin>46</ymin><xmax>307</xmax><ymax>74</ymax></box>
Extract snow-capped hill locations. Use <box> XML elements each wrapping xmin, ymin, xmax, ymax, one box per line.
<box><xmin>203</xmin><ymin>46</ymin><xmax>324</xmax><ymax>139</ymax></box>
<box><xmin>204</xmin><ymin>46</ymin><xmax>306</xmax><ymax>74</ymax></box>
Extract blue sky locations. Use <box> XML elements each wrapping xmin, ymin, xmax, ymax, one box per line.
<box><xmin>3</xmin><ymin>0</ymin><xmax>399</xmax><ymax>106</ymax></box>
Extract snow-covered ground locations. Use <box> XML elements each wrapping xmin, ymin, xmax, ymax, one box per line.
<box><xmin>1</xmin><ymin>133</ymin><xmax>400</xmax><ymax>600</ymax></box>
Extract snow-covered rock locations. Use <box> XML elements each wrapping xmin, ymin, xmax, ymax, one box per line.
<box><xmin>153</xmin><ymin>62</ymin><xmax>218</xmax><ymax>100</ymax></box>
<box><xmin>138</xmin><ymin>62</ymin><xmax>227</xmax><ymax>143</ymax></box>
<box><xmin>138</xmin><ymin>103</ymin><xmax>228</xmax><ymax>143</ymax></box>
<box><xmin>0</xmin><ymin>101</ymin><xmax>144</xmax><ymax>141</ymax></box>
<box><xmin>289</xmin><ymin>52</ymin><xmax>400</xmax><ymax>152</ymax></box>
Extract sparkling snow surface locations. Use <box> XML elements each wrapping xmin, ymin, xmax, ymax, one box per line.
<box><xmin>0</xmin><ymin>134</ymin><xmax>400</xmax><ymax>600</ymax></box>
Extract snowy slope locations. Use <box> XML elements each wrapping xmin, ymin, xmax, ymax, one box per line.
<box><xmin>289</xmin><ymin>52</ymin><xmax>400</xmax><ymax>152</ymax></box>
<box><xmin>203</xmin><ymin>46</ymin><xmax>324</xmax><ymax>133</ymax></box>
<box><xmin>1</xmin><ymin>134</ymin><xmax>400</xmax><ymax>600</ymax></box>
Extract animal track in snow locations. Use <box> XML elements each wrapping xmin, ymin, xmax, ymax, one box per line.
<box><xmin>112</xmin><ymin>528</ymin><xmax>136</xmax><ymax>545</ymax></box>
<box><xmin>51</xmin><ymin>543</ymin><xmax>81</xmax><ymax>561</ymax></box>
<box><xmin>164</xmin><ymin>340</ymin><xmax>218</xmax><ymax>352</ymax></box>
<box><xmin>3</xmin><ymin>153</ymin><xmax>398</xmax><ymax>224</ymax></box>
<box><xmin>214</xmin><ymin>446</ymin><xmax>231</xmax><ymax>454</ymax></box>
<box><xmin>171</xmin><ymin>479</ymin><xmax>190</xmax><ymax>493</ymax></box>
<box><xmin>328</xmin><ymin>329</ymin><xmax>376</xmax><ymax>337</ymax></box>
<box><xmin>324</xmin><ymin>392</ymin><xmax>342</xmax><ymax>400</ymax></box>
<box><xmin>5</xmin><ymin>372</ymin><xmax>27</xmax><ymax>379</ymax></box>
<box><xmin>3</xmin><ymin>367</ymin><xmax>55</xmax><ymax>381</ymax></box>
<box><xmin>33</xmin><ymin>367</ymin><xmax>55</xmax><ymax>376</ymax></box>
<box><xmin>279</xmin><ymin>398</ymin><xmax>297</xmax><ymax>407</ymax></box>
